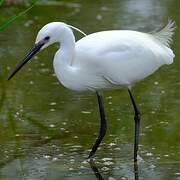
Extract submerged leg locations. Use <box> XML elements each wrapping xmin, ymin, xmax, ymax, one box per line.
<box><xmin>88</xmin><ymin>92</ymin><xmax>107</xmax><ymax>159</ymax></box>
<box><xmin>89</xmin><ymin>159</ymin><xmax>104</xmax><ymax>180</ymax></box>
<box><xmin>128</xmin><ymin>89</ymin><xmax>141</xmax><ymax>162</ymax></box>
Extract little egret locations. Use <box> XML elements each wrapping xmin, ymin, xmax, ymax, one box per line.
<box><xmin>8</xmin><ymin>20</ymin><xmax>175</xmax><ymax>162</ymax></box>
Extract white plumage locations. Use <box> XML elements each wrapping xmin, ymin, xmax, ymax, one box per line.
<box><xmin>44</xmin><ymin>20</ymin><xmax>175</xmax><ymax>91</ymax></box>
<box><xmin>8</xmin><ymin>20</ymin><xmax>175</xmax><ymax>91</ymax></box>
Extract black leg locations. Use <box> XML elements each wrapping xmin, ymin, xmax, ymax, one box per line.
<box><xmin>134</xmin><ymin>161</ymin><xmax>139</xmax><ymax>180</ymax></box>
<box><xmin>88</xmin><ymin>92</ymin><xmax>107</xmax><ymax>159</ymax></box>
<box><xmin>128</xmin><ymin>89</ymin><xmax>141</xmax><ymax>163</ymax></box>
<box><xmin>89</xmin><ymin>159</ymin><xmax>104</xmax><ymax>180</ymax></box>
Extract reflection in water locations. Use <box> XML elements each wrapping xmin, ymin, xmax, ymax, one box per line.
<box><xmin>89</xmin><ymin>159</ymin><xmax>104</xmax><ymax>180</ymax></box>
<box><xmin>134</xmin><ymin>163</ymin><xmax>139</xmax><ymax>180</ymax></box>
<box><xmin>89</xmin><ymin>159</ymin><xmax>140</xmax><ymax>180</ymax></box>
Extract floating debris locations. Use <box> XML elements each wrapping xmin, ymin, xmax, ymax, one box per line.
<box><xmin>145</xmin><ymin>125</ymin><xmax>152</xmax><ymax>129</ymax></box>
<box><xmin>34</xmin><ymin>56</ymin><xmax>39</xmax><ymax>60</ymax></box>
<box><xmin>81</xmin><ymin>111</ymin><xmax>91</xmax><ymax>114</ymax></box>
<box><xmin>108</xmin><ymin>143</ymin><xmax>116</xmax><ymax>146</ymax></box>
<box><xmin>28</xmin><ymin>68</ymin><xmax>32</xmax><ymax>72</ymax></box>
<box><xmin>82</xmin><ymin>160</ymin><xmax>88</xmax><ymax>164</ymax></box>
<box><xmin>29</xmin><ymin>81</ymin><xmax>34</xmax><ymax>85</ymax></box>
<box><xmin>39</xmin><ymin>68</ymin><xmax>50</xmax><ymax>73</ymax></box>
<box><xmin>52</xmin><ymin>157</ymin><xmax>59</xmax><ymax>162</ymax></box>
<box><xmin>44</xmin><ymin>136</ymin><xmax>50</xmax><ymax>139</ymax></box>
<box><xmin>16</xmin><ymin>112</ymin><xmax>20</xmax><ymax>115</ymax></box>
<box><xmin>175</xmin><ymin>172</ymin><xmax>180</xmax><ymax>175</ymax></box>
<box><xmin>43</xmin><ymin>155</ymin><xmax>51</xmax><ymax>159</ymax></box>
<box><xmin>58</xmin><ymin>154</ymin><xmax>64</xmax><ymax>157</ymax></box>
<box><xmin>60</xmin><ymin>128</ymin><xmax>65</xmax><ymax>131</ymax></box>
<box><xmin>70</xmin><ymin>159</ymin><xmax>75</xmax><ymax>162</ymax></box>
<box><xmin>160</xmin><ymin>121</ymin><xmax>169</xmax><ymax>124</ymax></box>
<box><xmin>109</xmin><ymin>177</ymin><xmax>115</xmax><ymax>180</ymax></box>
<box><xmin>80</xmin><ymin>165</ymin><xmax>85</xmax><ymax>169</ymax></box>
<box><xmin>102</xmin><ymin>158</ymin><xmax>113</xmax><ymax>161</ymax></box>
<box><xmin>50</xmin><ymin>102</ymin><xmax>57</xmax><ymax>106</ymax></box>
<box><xmin>96</xmin><ymin>14</ymin><xmax>102</xmax><ymax>21</ymax></box>
<box><xmin>121</xmin><ymin>177</ymin><xmax>126</xmax><ymax>180</ymax></box>
<box><xmin>146</xmin><ymin>152</ymin><xmax>153</xmax><ymax>156</ymax></box>
<box><xmin>24</xmin><ymin>20</ymin><xmax>33</xmax><ymax>27</ymax></box>
<box><xmin>49</xmin><ymin>124</ymin><xmax>55</xmax><ymax>128</ymax></box>
<box><xmin>101</xmin><ymin>6</ymin><xmax>109</xmax><ymax>11</ymax></box>
<box><xmin>7</xmin><ymin>66</ymin><xmax>10</xmax><ymax>70</ymax></box>
<box><xmin>150</xmin><ymin>164</ymin><xmax>156</xmax><ymax>169</ymax></box>
<box><xmin>103</xmin><ymin>161</ymin><xmax>114</xmax><ymax>166</ymax></box>
<box><xmin>101</xmin><ymin>166</ymin><xmax>110</xmax><ymax>171</ymax></box>
<box><xmin>71</xmin><ymin>145</ymin><xmax>82</xmax><ymax>148</ymax></box>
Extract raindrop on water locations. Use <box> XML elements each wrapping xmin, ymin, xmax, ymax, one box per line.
<box><xmin>146</xmin><ymin>152</ymin><xmax>153</xmax><ymax>156</ymax></box>
<box><xmin>49</xmin><ymin>124</ymin><xmax>55</xmax><ymax>128</ymax></box>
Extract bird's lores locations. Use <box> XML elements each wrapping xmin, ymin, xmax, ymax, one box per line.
<box><xmin>8</xmin><ymin>20</ymin><xmax>175</xmax><ymax>162</ymax></box>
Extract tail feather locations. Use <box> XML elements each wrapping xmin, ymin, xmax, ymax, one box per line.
<box><xmin>153</xmin><ymin>20</ymin><xmax>176</xmax><ymax>47</ymax></box>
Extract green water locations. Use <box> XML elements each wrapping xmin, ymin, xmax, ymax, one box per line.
<box><xmin>0</xmin><ymin>0</ymin><xmax>180</xmax><ymax>179</ymax></box>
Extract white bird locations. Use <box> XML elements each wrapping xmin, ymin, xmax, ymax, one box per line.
<box><xmin>8</xmin><ymin>20</ymin><xmax>175</xmax><ymax>162</ymax></box>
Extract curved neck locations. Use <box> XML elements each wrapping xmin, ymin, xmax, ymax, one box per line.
<box><xmin>53</xmin><ymin>25</ymin><xmax>77</xmax><ymax>89</ymax></box>
<box><xmin>57</xmin><ymin>26</ymin><xmax>76</xmax><ymax>66</ymax></box>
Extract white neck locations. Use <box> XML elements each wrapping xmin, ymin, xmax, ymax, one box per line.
<box><xmin>53</xmin><ymin>25</ymin><xmax>77</xmax><ymax>89</ymax></box>
<box><xmin>58</xmin><ymin>26</ymin><xmax>75</xmax><ymax>65</ymax></box>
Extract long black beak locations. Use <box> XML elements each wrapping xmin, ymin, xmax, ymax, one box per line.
<box><xmin>8</xmin><ymin>41</ymin><xmax>45</xmax><ymax>80</ymax></box>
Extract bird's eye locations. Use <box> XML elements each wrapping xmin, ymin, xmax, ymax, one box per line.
<box><xmin>44</xmin><ymin>36</ymin><xmax>50</xmax><ymax>41</ymax></box>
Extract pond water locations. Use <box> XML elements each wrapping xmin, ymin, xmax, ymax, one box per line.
<box><xmin>0</xmin><ymin>0</ymin><xmax>180</xmax><ymax>179</ymax></box>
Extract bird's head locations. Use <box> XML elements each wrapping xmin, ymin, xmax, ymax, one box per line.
<box><xmin>8</xmin><ymin>22</ymin><xmax>86</xmax><ymax>80</ymax></box>
<box><xmin>35</xmin><ymin>22</ymin><xmax>69</xmax><ymax>50</ymax></box>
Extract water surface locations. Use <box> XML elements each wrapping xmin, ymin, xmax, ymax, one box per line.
<box><xmin>0</xmin><ymin>0</ymin><xmax>180</xmax><ymax>179</ymax></box>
